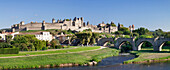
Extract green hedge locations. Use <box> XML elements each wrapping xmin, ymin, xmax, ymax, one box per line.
<box><xmin>0</xmin><ymin>48</ymin><xmax>19</xmax><ymax>54</ymax></box>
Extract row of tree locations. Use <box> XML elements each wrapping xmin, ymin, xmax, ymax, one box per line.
<box><xmin>75</xmin><ymin>32</ymin><xmax>100</xmax><ymax>46</ymax></box>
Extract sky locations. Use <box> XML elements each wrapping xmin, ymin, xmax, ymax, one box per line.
<box><xmin>0</xmin><ymin>0</ymin><xmax>170</xmax><ymax>31</ymax></box>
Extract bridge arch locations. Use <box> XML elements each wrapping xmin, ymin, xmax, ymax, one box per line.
<box><xmin>156</xmin><ymin>38</ymin><xmax>170</xmax><ymax>51</ymax></box>
<box><xmin>97</xmin><ymin>38</ymin><xmax>114</xmax><ymax>46</ymax></box>
<box><xmin>103</xmin><ymin>41</ymin><xmax>113</xmax><ymax>46</ymax></box>
<box><xmin>115</xmin><ymin>38</ymin><xmax>136</xmax><ymax>50</ymax></box>
<box><xmin>136</xmin><ymin>38</ymin><xmax>155</xmax><ymax>50</ymax></box>
<box><xmin>117</xmin><ymin>40</ymin><xmax>132</xmax><ymax>49</ymax></box>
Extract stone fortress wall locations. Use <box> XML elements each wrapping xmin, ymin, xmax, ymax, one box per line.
<box><xmin>11</xmin><ymin>17</ymin><xmax>132</xmax><ymax>33</ymax></box>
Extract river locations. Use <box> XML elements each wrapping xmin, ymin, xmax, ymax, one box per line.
<box><xmin>27</xmin><ymin>54</ymin><xmax>170</xmax><ymax>70</ymax></box>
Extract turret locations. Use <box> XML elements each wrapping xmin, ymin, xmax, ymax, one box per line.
<box><xmin>80</xmin><ymin>17</ymin><xmax>83</xmax><ymax>21</ymax></box>
<box><xmin>20</xmin><ymin>21</ymin><xmax>24</xmax><ymax>25</ymax></box>
<box><xmin>80</xmin><ymin>17</ymin><xmax>84</xmax><ymax>27</ymax></box>
<box><xmin>52</xmin><ymin>18</ymin><xmax>55</xmax><ymax>23</ymax></box>
<box><xmin>132</xmin><ymin>24</ymin><xmax>135</xmax><ymax>30</ymax></box>
<box><xmin>57</xmin><ymin>19</ymin><xmax>60</xmax><ymax>23</ymax></box>
<box><xmin>111</xmin><ymin>21</ymin><xmax>114</xmax><ymax>24</ymax></box>
<box><xmin>87</xmin><ymin>21</ymin><xmax>90</xmax><ymax>26</ymax></box>
<box><xmin>70</xmin><ymin>18</ymin><xmax>72</xmax><ymax>21</ymax></box>
<box><xmin>74</xmin><ymin>17</ymin><xmax>77</xmax><ymax>21</ymax></box>
<box><xmin>42</xmin><ymin>20</ymin><xmax>46</xmax><ymax>30</ymax></box>
<box><xmin>42</xmin><ymin>20</ymin><xmax>45</xmax><ymax>26</ymax></box>
<box><xmin>83</xmin><ymin>22</ymin><xmax>86</xmax><ymax>27</ymax></box>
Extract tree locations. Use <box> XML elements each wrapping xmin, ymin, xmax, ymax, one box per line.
<box><xmin>111</xmin><ymin>22</ymin><xmax>116</xmax><ymax>27</ymax></box>
<box><xmin>90</xmin><ymin>38</ymin><xmax>96</xmax><ymax>45</ymax></box>
<box><xmin>132</xmin><ymin>32</ymin><xmax>139</xmax><ymax>37</ymax></box>
<box><xmin>50</xmin><ymin>39</ymin><xmax>60</xmax><ymax>48</ymax></box>
<box><xmin>119</xmin><ymin>27</ymin><xmax>129</xmax><ymax>32</ymax></box>
<box><xmin>67</xmin><ymin>35</ymin><xmax>74</xmax><ymax>45</ymax></box>
<box><xmin>165</xmin><ymin>32</ymin><xmax>170</xmax><ymax>38</ymax></box>
<box><xmin>133</xmin><ymin>27</ymin><xmax>149</xmax><ymax>35</ymax></box>
<box><xmin>123</xmin><ymin>30</ymin><xmax>131</xmax><ymax>35</ymax></box>
<box><xmin>115</xmin><ymin>31</ymin><xmax>123</xmax><ymax>35</ymax></box>
<box><xmin>20</xmin><ymin>43</ymin><xmax>28</xmax><ymax>51</ymax></box>
<box><xmin>13</xmin><ymin>35</ymin><xmax>46</xmax><ymax>51</ymax></box>
<box><xmin>75</xmin><ymin>32</ymin><xmax>92</xmax><ymax>46</ymax></box>
<box><xmin>0</xmin><ymin>43</ymin><xmax>12</xmax><ymax>48</ymax></box>
<box><xmin>153</xmin><ymin>29</ymin><xmax>165</xmax><ymax>37</ymax></box>
<box><xmin>6</xmin><ymin>35</ymin><xmax>13</xmax><ymax>44</ymax></box>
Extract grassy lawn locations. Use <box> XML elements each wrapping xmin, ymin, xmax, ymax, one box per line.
<box><xmin>0</xmin><ymin>48</ymin><xmax>119</xmax><ymax>69</ymax></box>
<box><xmin>0</xmin><ymin>46</ymin><xmax>100</xmax><ymax>57</ymax></box>
<box><xmin>124</xmin><ymin>47</ymin><xmax>170</xmax><ymax>64</ymax></box>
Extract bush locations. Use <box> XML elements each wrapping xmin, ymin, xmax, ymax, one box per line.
<box><xmin>0</xmin><ymin>48</ymin><xmax>19</xmax><ymax>54</ymax></box>
<box><xmin>124</xmin><ymin>35</ymin><xmax>130</xmax><ymax>38</ymax></box>
<box><xmin>55</xmin><ymin>45</ymin><xmax>63</xmax><ymax>49</ymax></box>
<box><xmin>139</xmin><ymin>35</ymin><xmax>154</xmax><ymax>38</ymax></box>
<box><xmin>0</xmin><ymin>43</ymin><xmax>12</xmax><ymax>48</ymax></box>
<box><xmin>42</xmin><ymin>47</ymin><xmax>48</xmax><ymax>50</ymax></box>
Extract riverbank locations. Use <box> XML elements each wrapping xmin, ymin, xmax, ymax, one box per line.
<box><xmin>124</xmin><ymin>50</ymin><xmax>170</xmax><ymax>64</ymax></box>
<box><xmin>0</xmin><ymin>47</ymin><xmax>119</xmax><ymax>69</ymax></box>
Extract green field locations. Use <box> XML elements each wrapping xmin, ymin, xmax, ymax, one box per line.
<box><xmin>0</xmin><ymin>47</ymin><xmax>119</xmax><ymax>69</ymax></box>
<box><xmin>0</xmin><ymin>46</ymin><xmax>100</xmax><ymax>57</ymax></box>
<box><xmin>124</xmin><ymin>47</ymin><xmax>170</xmax><ymax>64</ymax></box>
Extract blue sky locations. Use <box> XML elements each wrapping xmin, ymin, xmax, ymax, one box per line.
<box><xmin>0</xmin><ymin>0</ymin><xmax>170</xmax><ymax>31</ymax></box>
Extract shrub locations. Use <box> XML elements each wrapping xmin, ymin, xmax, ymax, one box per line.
<box><xmin>140</xmin><ymin>35</ymin><xmax>154</xmax><ymax>38</ymax></box>
<box><xmin>124</xmin><ymin>35</ymin><xmax>130</xmax><ymax>38</ymax></box>
<box><xmin>0</xmin><ymin>48</ymin><xmax>19</xmax><ymax>54</ymax></box>
<box><xmin>42</xmin><ymin>47</ymin><xmax>48</xmax><ymax>50</ymax></box>
<box><xmin>55</xmin><ymin>45</ymin><xmax>63</xmax><ymax>49</ymax></box>
<box><xmin>0</xmin><ymin>43</ymin><xmax>12</xmax><ymax>48</ymax></box>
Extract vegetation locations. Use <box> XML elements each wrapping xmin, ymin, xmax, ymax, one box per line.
<box><xmin>11</xmin><ymin>35</ymin><xmax>47</xmax><ymax>51</ymax></box>
<box><xmin>0</xmin><ymin>48</ymin><xmax>19</xmax><ymax>54</ymax></box>
<box><xmin>75</xmin><ymin>32</ymin><xmax>101</xmax><ymax>45</ymax></box>
<box><xmin>50</xmin><ymin>39</ymin><xmax>60</xmax><ymax>49</ymax></box>
<box><xmin>0</xmin><ymin>43</ymin><xmax>13</xmax><ymax>48</ymax></box>
<box><xmin>120</xmin><ymin>41</ymin><xmax>132</xmax><ymax>53</ymax></box>
<box><xmin>0</xmin><ymin>46</ymin><xmax>100</xmax><ymax>57</ymax></box>
<box><xmin>0</xmin><ymin>48</ymin><xmax>119</xmax><ymax>69</ymax></box>
<box><xmin>139</xmin><ymin>35</ymin><xmax>154</xmax><ymax>38</ymax></box>
<box><xmin>124</xmin><ymin>50</ymin><xmax>170</xmax><ymax>64</ymax></box>
<box><xmin>133</xmin><ymin>27</ymin><xmax>149</xmax><ymax>35</ymax></box>
<box><xmin>82</xmin><ymin>29</ymin><xmax>92</xmax><ymax>32</ymax></box>
<box><xmin>110</xmin><ymin>22</ymin><xmax>116</xmax><ymax>27</ymax></box>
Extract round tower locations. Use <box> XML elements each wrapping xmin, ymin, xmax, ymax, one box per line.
<box><xmin>87</xmin><ymin>21</ymin><xmax>90</xmax><ymax>26</ymax></box>
<box><xmin>42</xmin><ymin>20</ymin><xmax>45</xmax><ymax>25</ymax></box>
<box><xmin>132</xmin><ymin>24</ymin><xmax>135</xmax><ymax>30</ymax></box>
<box><xmin>42</xmin><ymin>20</ymin><xmax>46</xmax><ymax>30</ymax></box>
<box><xmin>80</xmin><ymin>17</ymin><xmax>83</xmax><ymax>21</ymax></box>
<box><xmin>52</xmin><ymin>18</ymin><xmax>55</xmax><ymax>23</ymax></box>
<box><xmin>20</xmin><ymin>21</ymin><xmax>25</xmax><ymax>25</ymax></box>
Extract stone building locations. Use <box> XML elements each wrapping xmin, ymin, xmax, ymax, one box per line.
<box><xmin>97</xmin><ymin>21</ymin><xmax>118</xmax><ymax>33</ymax></box>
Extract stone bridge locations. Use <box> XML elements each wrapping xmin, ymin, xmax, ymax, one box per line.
<box><xmin>97</xmin><ymin>37</ymin><xmax>170</xmax><ymax>51</ymax></box>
